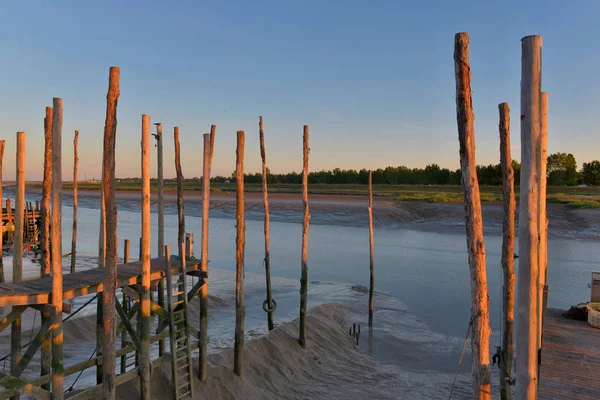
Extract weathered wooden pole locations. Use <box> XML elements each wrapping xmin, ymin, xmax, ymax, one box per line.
<box><xmin>96</xmin><ymin>111</ymin><xmax>107</xmax><ymax>385</ymax></box>
<box><xmin>121</xmin><ymin>239</ymin><xmax>130</xmax><ymax>374</ymax></box>
<box><xmin>368</xmin><ymin>170</ymin><xmax>375</xmax><ymax>327</ymax></box>
<box><xmin>234</xmin><ymin>131</ymin><xmax>245</xmax><ymax>376</ymax></box>
<box><xmin>140</xmin><ymin>114</ymin><xmax>151</xmax><ymax>400</ymax></box>
<box><xmin>299</xmin><ymin>125</ymin><xmax>310</xmax><ymax>348</ymax></box>
<box><xmin>0</xmin><ymin>140</ymin><xmax>4</xmax><ymax>283</ymax></box>
<box><xmin>41</xmin><ymin>108</ymin><xmax>52</xmax><ymax>279</ymax></box>
<box><xmin>186</xmin><ymin>233</ymin><xmax>194</xmax><ymax>258</ymax></box>
<box><xmin>538</xmin><ymin>92</ymin><xmax>549</xmax><ymax>356</ymax></box>
<box><xmin>153</xmin><ymin>122</ymin><xmax>165</xmax><ymax>357</ymax></box>
<box><xmin>199</xmin><ymin>133</ymin><xmax>211</xmax><ymax>380</ymax></box>
<box><xmin>71</xmin><ymin>130</ymin><xmax>79</xmax><ymax>274</ymax></box>
<box><xmin>51</xmin><ymin>97</ymin><xmax>65</xmax><ymax>399</ymax></box>
<box><xmin>453</xmin><ymin>33</ymin><xmax>492</xmax><ymax>400</ymax></box>
<box><xmin>174</xmin><ymin>127</ymin><xmax>185</xmax><ymax>257</ymax></box>
<box><xmin>11</xmin><ymin>132</ymin><xmax>26</xmax><ymax>400</ymax></box>
<box><xmin>499</xmin><ymin>102</ymin><xmax>515</xmax><ymax>400</ymax></box>
<box><xmin>259</xmin><ymin>116</ymin><xmax>275</xmax><ymax>331</ymax></box>
<box><xmin>516</xmin><ymin>35</ymin><xmax>542</xmax><ymax>400</ymax></box>
<box><xmin>102</xmin><ymin>67</ymin><xmax>120</xmax><ymax>400</ymax></box>
<box><xmin>209</xmin><ymin>125</ymin><xmax>216</xmax><ymax>167</ymax></box>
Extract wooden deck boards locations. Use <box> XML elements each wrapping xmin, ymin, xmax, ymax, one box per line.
<box><xmin>539</xmin><ymin>308</ymin><xmax>600</xmax><ymax>400</ymax></box>
<box><xmin>0</xmin><ymin>257</ymin><xmax>203</xmax><ymax>307</ymax></box>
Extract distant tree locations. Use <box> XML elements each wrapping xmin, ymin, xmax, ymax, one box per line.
<box><xmin>582</xmin><ymin>161</ymin><xmax>600</xmax><ymax>186</ymax></box>
<box><xmin>547</xmin><ymin>152</ymin><xmax>578</xmax><ymax>185</ymax></box>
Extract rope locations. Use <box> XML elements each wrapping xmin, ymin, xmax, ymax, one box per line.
<box><xmin>65</xmin><ymin>348</ymin><xmax>97</xmax><ymax>393</ymax></box>
<box><xmin>448</xmin><ymin>313</ymin><xmax>479</xmax><ymax>400</ymax></box>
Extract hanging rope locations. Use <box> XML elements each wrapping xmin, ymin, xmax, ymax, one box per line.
<box><xmin>448</xmin><ymin>313</ymin><xmax>480</xmax><ymax>400</ymax></box>
<box><xmin>65</xmin><ymin>348</ymin><xmax>97</xmax><ymax>393</ymax></box>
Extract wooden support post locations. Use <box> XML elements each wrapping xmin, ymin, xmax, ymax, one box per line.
<box><xmin>71</xmin><ymin>130</ymin><xmax>79</xmax><ymax>274</ymax></box>
<box><xmin>154</xmin><ymin>123</ymin><xmax>165</xmax><ymax>357</ymax></box>
<box><xmin>453</xmin><ymin>33</ymin><xmax>491</xmax><ymax>400</ymax></box>
<box><xmin>199</xmin><ymin>133</ymin><xmax>211</xmax><ymax>380</ymax></box>
<box><xmin>259</xmin><ymin>117</ymin><xmax>275</xmax><ymax>331</ymax></box>
<box><xmin>185</xmin><ymin>233</ymin><xmax>193</xmax><ymax>259</ymax></box>
<box><xmin>0</xmin><ymin>140</ymin><xmax>4</xmax><ymax>284</ymax></box>
<box><xmin>102</xmin><ymin>67</ymin><xmax>120</xmax><ymax>400</ymax></box>
<box><xmin>51</xmin><ymin>98</ymin><xmax>65</xmax><ymax>399</ymax></box>
<box><xmin>97</xmin><ymin>116</ymin><xmax>107</xmax><ymax>385</ymax></box>
<box><xmin>538</xmin><ymin>92</ymin><xmax>549</xmax><ymax>359</ymax></box>
<box><xmin>299</xmin><ymin>125</ymin><xmax>310</xmax><ymax>348</ymax></box>
<box><xmin>516</xmin><ymin>35</ymin><xmax>542</xmax><ymax>400</ymax></box>
<box><xmin>368</xmin><ymin>170</ymin><xmax>375</xmax><ymax>327</ymax></box>
<box><xmin>174</xmin><ymin>127</ymin><xmax>185</xmax><ymax>257</ymax></box>
<box><xmin>234</xmin><ymin>131</ymin><xmax>245</xmax><ymax>377</ymax></box>
<box><xmin>41</xmin><ymin>108</ymin><xmax>52</xmax><ymax>279</ymax></box>
<box><xmin>11</xmin><ymin>132</ymin><xmax>25</xmax><ymax>400</ymax></box>
<box><xmin>121</xmin><ymin>239</ymin><xmax>130</xmax><ymax>374</ymax></box>
<box><xmin>499</xmin><ymin>103</ymin><xmax>515</xmax><ymax>400</ymax></box>
<box><xmin>140</xmin><ymin>114</ymin><xmax>151</xmax><ymax>400</ymax></box>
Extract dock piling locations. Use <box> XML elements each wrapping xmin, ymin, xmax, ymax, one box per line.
<box><xmin>299</xmin><ymin>126</ymin><xmax>310</xmax><ymax>348</ymax></box>
<box><xmin>71</xmin><ymin>130</ymin><xmax>79</xmax><ymax>274</ymax></box>
<box><xmin>199</xmin><ymin>132</ymin><xmax>211</xmax><ymax>380</ymax></box>
<box><xmin>140</xmin><ymin>114</ymin><xmax>151</xmax><ymax>400</ymax></box>
<box><xmin>234</xmin><ymin>131</ymin><xmax>245</xmax><ymax>376</ymax></box>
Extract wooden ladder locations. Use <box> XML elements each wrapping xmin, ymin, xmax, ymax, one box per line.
<box><xmin>165</xmin><ymin>247</ymin><xmax>194</xmax><ymax>400</ymax></box>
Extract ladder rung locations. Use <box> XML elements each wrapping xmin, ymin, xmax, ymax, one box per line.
<box><xmin>173</xmin><ymin>300</ymin><xmax>184</xmax><ymax>306</ymax></box>
<box><xmin>178</xmin><ymin>391</ymin><xmax>192</xmax><ymax>398</ymax></box>
<box><xmin>177</xmin><ymin>363</ymin><xmax>188</xmax><ymax>371</ymax></box>
<box><xmin>178</xmin><ymin>373</ymin><xmax>190</xmax><ymax>381</ymax></box>
<box><xmin>177</xmin><ymin>382</ymin><xmax>190</xmax><ymax>390</ymax></box>
<box><xmin>172</xmin><ymin>291</ymin><xmax>184</xmax><ymax>297</ymax></box>
<box><xmin>176</xmin><ymin>355</ymin><xmax>187</xmax><ymax>362</ymax></box>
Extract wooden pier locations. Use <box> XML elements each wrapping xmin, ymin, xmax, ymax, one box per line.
<box><xmin>539</xmin><ymin>308</ymin><xmax>600</xmax><ymax>400</ymax></box>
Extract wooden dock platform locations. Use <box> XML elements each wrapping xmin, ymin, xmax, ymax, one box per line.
<box><xmin>0</xmin><ymin>256</ymin><xmax>203</xmax><ymax>307</ymax></box>
<box><xmin>539</xmin><ymin>308</ymin><xmax>600</xmax><ymax>400</ymax></box>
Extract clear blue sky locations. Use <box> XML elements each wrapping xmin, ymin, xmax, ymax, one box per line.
<box><xmin>1</xmin><ymin>0</ymin><xmax>599</xmax><ymax>180</ymax></box>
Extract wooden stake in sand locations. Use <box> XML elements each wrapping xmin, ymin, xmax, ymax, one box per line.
<box><xmin>140</xmin><ymin>114</ymin><xmax>152</xmax><ymax>400</ymax></box>
<box><xmin>259</xmin><ymin>116</ymin><xmax>275</xmax><ymax>331</ymax></box>
<box><xmin>51</xmin><ymin>97</ymin><xmax>65</xmax><ymax>399</ymax></box>
<box><xmin>516</xmin><ymin>35</ymin><xmax>542</xmax><ymax>400</ymax></box>
<box><xmin>453</xmin><ymin>33</ymin><xmax>491</xmax><ymax>400</ymax></box>
<box><xmin>102</xmin><ymin>67</ymin><xmax>120</xmax><ymax>400</ymax></box>
<box><xmin>538</xmin><ymin>92</ymin><xmax>549</xmax><ymax>362</ymax></box>
<box><xmin>234</xmin><ymin>131</ymin><xmax>245</xmax><ymax>376</ymax></box>
<box><xmin>41</xmin><ymin>107</ymin><xmax>52</xmax><ymax>279</ymax></box>
<box><xmin>299</xmin><ymin>125</ymin><xmax>311</xmax><ymax>348</ymax></box>
<box><xmin>199</xmin><ymin>132</ymin><xmax>211</xmax><ymax>380</ymax></box>
<box><xmin>368</xmin><ymin>170</ymin><xmax>375</xmax><ymax>327</ymax></box>
<box><xmin>174</xmin><ymin>127</ymin><xmax>185</xmax><ymax>256</ymax></box>
<box><xmin>121</xmin><ymin>239</ymin><xmax>130</xmax><ymax>374</ymax></box>
<box><xmin>71</xmin><ymin>130</ymin><xmax>79</xmax><ymax>274</ymax></box>
<box><xmin>0</xmin><ymin>140</ymin><xmax>4</xmax><ymax>283</ymax></box>
<box><xmin>499</xmin><ymin>102</ymin><xmax>515</xmax><ymax>400</ymax></box>
<box><xmin>154</xmin><ymin>122</ymin><xmax>165</xmax><ymax>357</ymax></box>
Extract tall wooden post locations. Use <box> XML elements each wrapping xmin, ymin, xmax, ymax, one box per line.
<box><xmin>259</xmin><ymin>117</ymin><xmax>274</xmax><ymax>331</ymax></box>
<box><xmin>453</xmin><ymin>33</ymin><xmax>492</xmax><ymax>400</ymax></box>
<box><xmin>174</xmin><ymin>127</ymin><xmax>185</xmax><ymax>256</ymax></box>
<box><xmin>299</xmin><ymin>125</ymin><xmax>310</xmax><ymax>348</ymax></box>
<box><xmin>499</xmin><ymin>103</ymin><xmax>515</xmax><ymax>400</ymax></box>
<box><xmin>51</xmin><ymin>97</ymin><xmax>65</xmax><ymax>399</ymax></box>
<box><xmin>121</xmin><ymin>239</ymin><xmax>130</xmax><ymax>374</ymax></box>
<box><xmin>11</xmin><ymin>132</ymin><xmax>26</xmax><ymax>400</ymax></box>
<box><xmin>41</xmin><ymin>107</ymin><xmax>52</xmax><ymax>279</ymax></box>
<box><xmin>153</xmin><ymin>122</ymin><xmax>165</xmax><ymax>357</ymax></box>
<box><xmin>140</xmin><ymin>114</ymin><xmax>151</xmax><ymax>400</ymax></box>
<box><xmin>71</xmin><ymin>130</ymin><xmax>79</xmax><ymax>273</ymax></box>
<box><xmin>102</xmin><ymin>67</ymin><xmax>120</xmax><ymax>400</ymax></box>
<box><xmin>199</xmin><ymin>133</ymin><xmax>211</xmax><ymax>380</ymax></box>
<box><xmin>96</xmin><ymin>110</ymin><xmax>107</xmax><ymax>385</ymax></box>
<box><xmin>516</xmin><ymin>35</ymin><xmax>542</xmax><ymax>400</ymax></box>
<box><xmin>368</xmin><ymin>170</ymin><xmax>375</xmax><ymax>327</ymax></box>
<box><xmin>538</xmin><ymin>92</ymin><xmax>549</xmax><ymax>356</ymax></box>
<box><xmin>0</xmin><ymin>140</ymin><xmax>4</xmax><ymax>283</ymax></box>
<box><xmin>233</xmin><ymin>131</ymin><xmax>245</xmax><ymax>376</ymax></box>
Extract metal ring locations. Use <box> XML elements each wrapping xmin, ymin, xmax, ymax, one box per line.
<box><xmin>262</xmin><ymin>299</ymin><xmax>277</xmax><ymax>313</ymax></box>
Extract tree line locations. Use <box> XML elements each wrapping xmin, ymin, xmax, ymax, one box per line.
<box><xmin>210</xmin><ymin>153</ymin><xmax>600</xmax><ymax>186</ymax></box>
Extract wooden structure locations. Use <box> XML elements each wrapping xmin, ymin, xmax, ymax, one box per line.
<box><xmin>538</xmin><ymin>309</ymin><xmax>600</xmax><ymax>400</ymax></box>
<box><xmin>2</xmin><ymin>202</ymin><xmax>42</xmax><ymax>251</ymax></box>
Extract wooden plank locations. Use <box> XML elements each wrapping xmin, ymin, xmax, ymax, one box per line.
<box><xmin>115</xmin><ymin>296</ymin><xmax>140</xmax><ymax>349</ymax></box>
<box><xmin>12</xmin><ymin>316</ymin><xmax>53</xmax><ymax>377</ymax></box>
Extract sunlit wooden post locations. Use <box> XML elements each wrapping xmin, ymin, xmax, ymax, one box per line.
<box><xmin>50</xmin><ymin>97</ymin><xmax>65</xmax><ymax>399</ymax></box>
<box><xmin>71</xmin><ymin>130</ymin><xmax>79</xmax><ymax>273</ymax></box>
<box><xmin>96</xmin><ymin>110</ymin><xmax>107</xmax><ymax>385</ymax></box>
<box><xmin>140</xmin><ymin>114</ymin><xmax>151</xmax><ymax>400</ymax></box>
<box><xmin>153</xmin><ymin>122</ymin><xmax>165</xmax><ymax>357</ymax></box>
<box><xmin>259</xmin><ymin>117</ymin><xmax>275</xmax><ymax>331</ymax></box>
<box><xmin>368</xmin><ymin>170</ymin><xmax>375</xmax><ymax>327</ymax></box>
<box><xmin>121</xmin><ymin>239</ymin><xmax>130</xmax><ymax>374</ymax></box>
<box><xmin>453</xmin><ymin>32</ymin><xmax>492</xmax><ymax>400</ymax></box>
<box><xmin>516</xmin><ymin>35</ymin><xmax>542</xmax><ymax>400</ymax></box>
<box><xmin>299</xmin><ymin>125</ymin><xmax>311</xmax><ymax>348</ymax></box>
<box><xmin>41</xmin><ymin>107</ymin><xmax>52</xmax><ymax>279</ymax></box>
<box><xmin>234</xmin><ymin>131</ymin><xmax>245</xmax><ymax>376</ymax></box>
<box><xmin>0</xmin><ymin>140</ymin><xmax>4</xmax><ymax>283</ymax></box>
<box><xmin>499</xmin><ymin>102</ymin><xmax>515</xmax><ymax>400</ymax></box>
<box><xmin>174</xmin><ymin>127</ymin><xmax>185</xmax><ymax>257</ymax></box>
<box><xmin>199</xmin><ymin>133</ymin><xmax>211</xmax><ymax>380</ymax></box>
<box><xmin>102</xmin><ymin>67</ymin><xmax>120</xmax><ymax>400</ymax></box>
<box><xmin>538</xmin><ymin>92</ymin><xmax>549</xmax><ymax>362</ymax></box>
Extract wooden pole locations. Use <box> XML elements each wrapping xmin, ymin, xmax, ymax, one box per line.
<box><xmin>11</xmin><ymin>132</ymin><xmax>25</xmax><ymax>400</ymax></box>
<box><xmin>0</xmin><ymin>140</ymin><xmax>4</xmax><ymax>283</ymax></box>
<box><xmin>199</xmin><ymin>133</ymin><xmax>211</xmax><ymax>380</ymax></box>
<box><xmin>259</xmin><ymin>116</ymin><xmax>275</xmax><ymax>331</ymax></box>
<box><xmin>368</xmin><ymin>170</ymin><xmax>375</xmax><ymax>327</ymax></box>
<box><xmin>516</xmin><ymin>35</ymin><xmax>542</xmax><ymax>400</ymax></box>
<box><xmin>71</xmin><ymin>130</ymin><xmax>79</xmax><ymax>274</ymax></box>
<box><xmin>209</xmin><ymin>125</ymin><xmax>216</xmax><ymax>168</ymax></box>
<box><xmin>233</xmin><ymin>131</ymin><xmax>245</xmax><ymax>377</ymax></box>
<box><xmin>154</xmin><ymin>123</ymin><xmax>165</xmax><ymax>357</ymax></box>
<box><xmin>538</xmin><ymin>92</ymin><xmax>549</xmax><ymax>355</ymax></box>
<box><xmin>499</xmin><ymin>102</ymin><xmax>515</xmax><ymax>400</ymax></box>
<box><xmin>453</xmin><ymin>33</ymin><xmax>491</xmax><ymax>400</ymax></box>
<box><xmin>51</xmin><ymin>97</ymin><xmax>65</xmax><ymax>399</ymax></box>
<box><xmin>121</xmin><ymin>239</ymin><xmax>130</xmax><ymax>374</ymax></box>
<box><xmin>299</xmin><ymin>125</ymin><xmax>310</xmax><ymax>348</ymax></box>
<box><xmin>140</xmin><ymin>114</ymin><xmax>151</xmax><ymax>400</ymax></box>
<box><xmin>102</xmin><ymin>67</ymin><xmax>119</xmax><ymax>400</ymax></box>
<box><xmin>186</xmin><ymin>233</ymin><xmax>193</xmax><ymax>258</ymax></box>
<box><xmin>174</xmin><ymin>127</ymin><xmax>185</xmax><ymax>257</ymax></box>
<box><xmin>96</xmin><ymin>111</ymin><xmax>107</xmax><ymax>385</ymax></box>
<box><xmin>41</xmin><ymin>107</ymin><xmax>52</xmax><ymax>279</ymax></box>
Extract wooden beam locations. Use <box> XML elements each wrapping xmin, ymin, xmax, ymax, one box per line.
<box><xmin>115</xmin><ymin>297</ymin><xmax>140</xmax><ymax>349</ymax></box>
<box><xmin>0</xmin><ymin>377</ymin><xmax>51</xmax><ymax>400</ymax></box>
<box><xmin>41</xmin><ymin>107</ymin><xmax>52</xmax><ymax>279</ymax></box>
<box><xmin>13</xmin><ymin>316</ymin><xmax>53</xmax><ymax>378</ymax></box>
<box><xmin>0</xmin><ymin>307</ymin><xmax>26</xmax><ymax>334</ymax></box>
<box><xmin>71</xmin><ymin>130</ymin><xmax>79</xmax><ymax>274</ymax></box>
<box><xmin>453</xmin><ymin>33</ymin><xmax>491</xmax><ymax>399</ymax></box>
<box><xmin>299</xmin><ymin>125</ymin><xmax>310</xmax><ymax>348</ymax></box>
<box><xmin>234</xmin><ymin>131</ymin><xmax>245</xmax><ymax>377</ymax></box>
<box><xmin>140</xmin><ymin>114</ymin><xmax>151</xmax><ymax>400</ymax></box>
